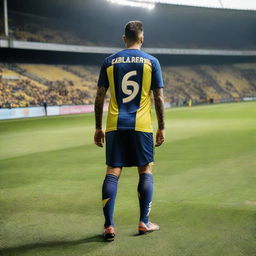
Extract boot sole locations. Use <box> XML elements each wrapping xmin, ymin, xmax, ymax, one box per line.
<box><xmin>104</xmin><ymin>233</ymin><xmax>115</xmax><ymax>241</ymax></box>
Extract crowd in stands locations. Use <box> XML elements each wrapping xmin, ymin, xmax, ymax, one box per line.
<box><xmin>162</xmin><ymin>64</ymin><xmax>256</xmax><ymax>105</ymax></box>
<box><xmin>1</xmin><ymin>10</ymin><xmax>255</xmax><ymax>49</ymax></box>
<box><xmin>1</xmin><ymin>63</ymin><xmax>256</xmax><ymax>109</ymax></box>
<box><xmin>0</xmin><ymin>64</ymin><xmax>101</xmax><ymax>108</ymax></box>
<box><xmin>0</xmin><ymin>11</ymin><xmax>96</xmax><ymax>46</ymax></box>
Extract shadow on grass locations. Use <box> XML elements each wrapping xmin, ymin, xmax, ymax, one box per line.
<box><xmin>132</xmin><ymin>233</ymin><xmax>145</xmax><ymax>236</ymax></box>
<box><xmin>0</xmin><ymin>234</ymin><xmax>108</xmax><ymax>255</ymax></box>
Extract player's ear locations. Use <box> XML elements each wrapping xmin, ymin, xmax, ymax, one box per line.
<box><xmin>139</xmin><ymin>32</ymin><xmax>144</xmax><ymax>45</ymax></box>
<box><xmin>140</xmin><ymin>35</ymin><xmax>144</xmax><ymax>45</ymax></box>
<box><xmin>122</xmin><ymin>35</ymin><xmax>127</xmax><ymax>45</ymax></box>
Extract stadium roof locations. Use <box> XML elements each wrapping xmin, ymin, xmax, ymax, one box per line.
<box><xmin>106</xmin><ymin>0</ymin><xmax>256</xmax><ymax>10</ymax></box>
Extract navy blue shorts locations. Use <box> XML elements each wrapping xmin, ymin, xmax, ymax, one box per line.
<box><xmin>105</xmin><ymin>130</ymin><xmax>154</xmax><ymax>167</ymax></box>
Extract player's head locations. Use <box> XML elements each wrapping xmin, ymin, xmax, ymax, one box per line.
<box><xmin>123</xmin><ymin>20</ymin><xmax>144</xmax><ymax>48</ymax></box>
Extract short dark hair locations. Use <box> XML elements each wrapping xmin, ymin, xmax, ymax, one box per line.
<box><xmin>125</xmin><ymin>21</ymin><xmax>144</xmax><ymax>42</ymax></box>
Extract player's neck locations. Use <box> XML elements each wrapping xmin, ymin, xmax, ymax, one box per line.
<box><xmin>126</xmin><ymin>43</ymin><xmax>141</xmax><ymax>50</ymax></box>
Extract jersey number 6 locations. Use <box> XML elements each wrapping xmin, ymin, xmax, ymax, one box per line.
<box><xmin>121</xmin><ymin>70</ymin><xmax>139</xmax><ymax>103</ymax></box>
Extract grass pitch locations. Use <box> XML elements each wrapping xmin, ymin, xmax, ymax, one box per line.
<box><xmin>0</xmin><ymin>102</ymin><xmax>256</xmax><ymax>256</ymax></box>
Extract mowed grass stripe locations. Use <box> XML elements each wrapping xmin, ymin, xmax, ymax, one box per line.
<box><xmin>1</xmin><ymin>104</ymin><xmax>255</xmax><ymax>161</ymax></box>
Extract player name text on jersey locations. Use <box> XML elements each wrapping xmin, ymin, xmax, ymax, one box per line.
<box><xmin>111</xmin><ymin>56</ymin><xmax>151</xmax><ymax>65</ymax></box>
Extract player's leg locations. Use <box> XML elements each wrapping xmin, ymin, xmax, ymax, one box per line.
<box><xmin>137</xmin><ymin>164</ymin><xmax>160</xmax><ymax>234</ymax></box>
<box><xmin>103</xmin><ymin>130</ymin><xmax>123</xmax><ymax>228</ymax></box>
<box><xmin>102</xmin><ymin>166</ymin><xmax>122</xmax><ymax>228</ymax></box>
<box><xmin>131</xmin><ymin>131</ymin><xmax>157</xmax><ymax>230</ymax></box>
<box><xmin>102</xmin><ymin>130</ymin><xmax>126</xmax><ymax>240</ymax></box>
<box><xmin>137</xmin><ymin>164</ymin><xmax>153</xmax><ymax>225</ymax></box>
<box><xmin>102</xmin><ymin>166</ymin><xmax>122</xmax><ymax>241</ymax></box>
<box><xmin>130</xmin><ymin>131</ymin><xmax>159</xmax><ymax>233</ymax></box>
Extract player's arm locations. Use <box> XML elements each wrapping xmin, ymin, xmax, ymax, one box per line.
<box><xmin>153</xmin><ymin>88</ymin><xmax>165</xmax><ymax>147</ymax></box>
<box><xmin>94</xmin><ymin>86</ymin><xmax>107</xmax><ymax>147</ymax></box>
<box><xmin>94</xmin><ymin>60</ymin><xmax>109</xmax><ymax>147</ymax></box>
<box><xmin>151</xmin><ymin>58</ymin><xmax>165</xmax><ymax>147</ymax></box>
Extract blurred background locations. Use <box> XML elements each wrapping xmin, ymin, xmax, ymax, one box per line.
<box><xmin>0</xmin><ymin>0</ymin><xmax>256</xmax><ymax>115</ymax></box>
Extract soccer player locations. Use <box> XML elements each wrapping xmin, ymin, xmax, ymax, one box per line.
<box><xmin>94</xmin><ymin>20</ymin><xmax>165</xmax><ymax>241</ymax></box>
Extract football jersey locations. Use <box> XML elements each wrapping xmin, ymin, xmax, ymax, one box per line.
<box><xmin>97</xmin><ymin>49</ymin><xmax>164</xmax><ymax>133</ymax></box>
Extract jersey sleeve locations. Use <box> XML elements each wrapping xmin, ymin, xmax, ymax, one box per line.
<box><xmin>97</xmin><ymin>60</ymin><xmax>109</xmax><ymax>89</ymax></box>
<box><xmin>151</xmin><ymin>58</ymin><xmax>164</xmax><ymax>90</ymax></box>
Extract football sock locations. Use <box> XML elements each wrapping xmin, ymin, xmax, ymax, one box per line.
<box><xmin>137</xmin><ymin>173</ymin><xmax>154</xmax><ymax>225</ymax></box>
<box><xmin>102</xmin><ymin>174</ymin><xmax>119</xmax><ymax>228</ymax></box>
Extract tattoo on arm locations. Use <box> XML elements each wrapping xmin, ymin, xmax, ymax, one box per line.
<box><xmin>94</xmin><ymin>86</ymin><xmax>107</xmax><ymax>129</ymax></box>
<box><xmin>153</xmin><ymin>88</ymin><xmax>165</xmax><ymax>130</ymax></box>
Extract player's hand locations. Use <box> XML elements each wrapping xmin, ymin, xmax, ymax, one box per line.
<box><xmin>94</xmin><ymin>129</ymin><xmax>105</xmax><ymax>147</ymax></box>
<box><xmin>155</xmin><ymin>129</ymin><xmax>165</xmax><ymax>147</ymax></box>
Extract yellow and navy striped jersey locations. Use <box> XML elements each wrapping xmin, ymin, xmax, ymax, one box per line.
<box><xmin>97</xmin><ymin>49</ymin><xmax>164</xmax><ymax>133</ymax></box>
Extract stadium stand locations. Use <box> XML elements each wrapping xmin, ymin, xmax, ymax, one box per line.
<box><xmin>1</xmin><ymin>11</ymin><xmax>95</xmax><ymax>45</ymax></box>
<box><xmin>0</xmin><ymin>63</ymin><xmax>102</xmax><ymax>107</ymax></box>
<box><xmin>1</xmin><ymin>63</ymin><xmax>256</xmax><ymax>108</ymax></box>
<box><xmin>163</xmin><ymin>64</ymin><xmax>256</xmax><ymax>105</ymax></box>
<box><xmin>1</xmin><ymin>3</ymin><xmax>255</xmax><ymax>109</ymax></box>
<box><xmin>1</xmin><ymin>4</ymin><xmax>255</xmax><ymax>50</ymax></box>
